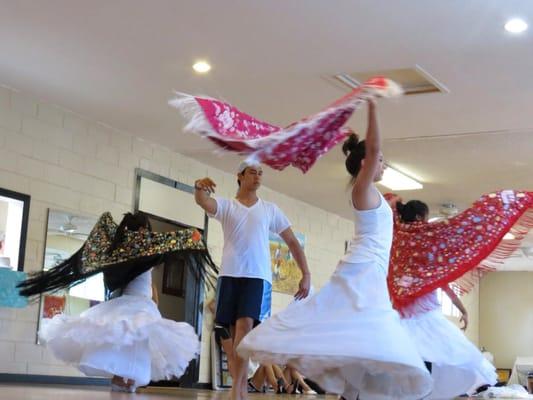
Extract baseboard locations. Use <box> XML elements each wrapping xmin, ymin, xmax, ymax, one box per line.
<box><xmin>192</xmin><ymin>382</ymin><xmax>212</xmax><ymax>390</ymax></box>
<box><xmin>0</xmin><ymin>373</ymin><xmax>213</xmax><ymax>390</ymax></box>
<box><xmin>145</xmin><ymin>381</ymin><xmax>212</xmax><ymax>390</ymax></box>
<box><xmin>0</xmin><ymin>373</ymin><xmax>109</xmax><ymax>386</ymax></box>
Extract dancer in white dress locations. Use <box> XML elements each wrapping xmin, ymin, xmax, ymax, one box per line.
<box><xmin>238</xmin><ymin>100</ymin><xmax>432</xmax><ymax>400</ymax></box>
<box><xmin>38</xmin><ymin>213</ymin><xmax>200</xmax><ymax>392</ymax></box>
<box><xmin>393</xmin><ymin>200</ymin><xmax>497</xmax><ymax>399</ymax></box>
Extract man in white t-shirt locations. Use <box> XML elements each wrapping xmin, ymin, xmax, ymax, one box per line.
<box><xmin>195</xmin><ymin>161</ymin><xmax>311</xmax><ymax>400</ymax></box>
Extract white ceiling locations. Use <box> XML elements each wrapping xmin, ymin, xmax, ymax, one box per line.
<box><xmin>0</xmin><ymin>1</ymin><xmax>532</xmax><ymax>267</ymax></box>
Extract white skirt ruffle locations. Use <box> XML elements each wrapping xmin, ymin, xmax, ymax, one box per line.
<box><xmin>39</xmin><ymin>294</ymin><xmax>200</xmax><ymax>386</ymax></box>
<box><xmin>401</xmin><ymin>308</ymin><xmax>497</xmax><ymax>399</ymax></box>
<box><xmin>238</xmin><ymin>261</ymin><xmax>433</xmax><ymax>400</ymax></box>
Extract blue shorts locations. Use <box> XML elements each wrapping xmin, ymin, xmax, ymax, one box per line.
<box><xmin>214</xmin><ymin>276</ymin><xmax>271</xmax><ymax>327</ymax></box>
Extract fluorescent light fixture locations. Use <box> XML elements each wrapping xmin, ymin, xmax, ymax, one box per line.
<box><xmin>505</xmin><ymin>18</ymin><xmax>528</xmax><ymax>33</ymax></box>
<box><xmin>192</xmin><ymin>61</ymin><xmax>211</xmax><ymax>73</ymax></box>
<box><xmin>428</xmin><ymin>216</ymin><xmax>445</xmax><ymax>223</ymax></box>
<box><xmin>379</xmin><ymin>165</ymin><xmax>423</xmax><ymax>191</ymax></box>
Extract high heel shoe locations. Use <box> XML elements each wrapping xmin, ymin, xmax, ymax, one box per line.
<box><xmin>276</xmin><ymin>378</ymin><xmax>285</xmax><ymax>394</ymax></box>
<box><xmin>276</xmin><ymin>378</ymin><xmax>294</xmax><ymax>394</ymax></box>
<box><xmin>247</xmin><ymin>378</ymin><xmax>262</xmax><ymax>393</ymax></box>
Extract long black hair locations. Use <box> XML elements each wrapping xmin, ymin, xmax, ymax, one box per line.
<box><xmin>396</xmin><ymin>200</ymin><xmax>429</xmax><ymax>223</ymax></box>
<box><xmin>108</xmin><ymin>212</ymin><xmax>152</xmax><ymax>254</ymax></box>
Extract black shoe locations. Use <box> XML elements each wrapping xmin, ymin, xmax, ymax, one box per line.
<box><xmin>276</xmin><ymin>378</ymin><xmax>285</xmax><ymax>394</ymax></box>
<box><xmin>247</xmin><ymin>378</ymin><xmax>261</xmax><ymax>393</ymax></box>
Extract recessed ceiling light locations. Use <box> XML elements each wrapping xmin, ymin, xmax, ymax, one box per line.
<box><xmin>192</xmin><ymin>61</ymin><xmax>211</xmax><ymax>74</ymax></box>
<box><xmin>504</xmin><ymin>18</ymin><xmax>528</xmax><ymax>34</ymax></box>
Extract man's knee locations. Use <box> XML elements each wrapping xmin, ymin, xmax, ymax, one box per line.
<box><xmin>235</xmin><ymin>317</ymin><xmax>254</xmax><ymax>333</ymax></box>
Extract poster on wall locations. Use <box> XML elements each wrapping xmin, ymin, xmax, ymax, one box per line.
<box><xmin>269</xmin><ymin>232</ymin><xmax>306</xmax><ymax>295</ymax></box>
<box><xmin>0</xmin><ymin>269</ymin><xmax>28</xmax><ymax>308</ymax></box>
<box><xmin>42</xmin><ymin>294</ymin><xmax>66</xmax><ymax>318</ymax></box>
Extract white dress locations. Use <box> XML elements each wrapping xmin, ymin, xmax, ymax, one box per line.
<box><xmin>238</xmin><ymin>193</ymin><xmax>433</xmax><ymax>400</ymax></box>
<box><xmin>400</xmin><ymin>291</ymin><xmax>497</xmax><ymax>399</ymax></box>
<box><xmin>39</xmin><ymin>270</ymin><xmax>200</xmax><ymax>386</ymax></box>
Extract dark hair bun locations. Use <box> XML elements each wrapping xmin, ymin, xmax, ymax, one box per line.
<box><xmin>396</xmin><ymin>202</ymin><xmax>405</xmax><ymax>213</ymax></box>
<box><xmin>342</xmin><ymin>133</ymin><xmax>360</xmax><ymax>156</ymax></box>
<box><xmin>397</xmin><ymin>200</ymin><xmax>429</xmax><ymax>223</ymax></box>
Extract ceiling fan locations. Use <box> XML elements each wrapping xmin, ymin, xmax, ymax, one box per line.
<box><xmin>48</xmin><ymin>215</ymin><xmax>89</xmax><ymax>239</ymax></box>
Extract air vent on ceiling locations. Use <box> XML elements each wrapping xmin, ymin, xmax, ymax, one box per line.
<box><xmin>334</xmin><ymin>65</ymin><xmax>448</xmax><ymax>95</ymax></box>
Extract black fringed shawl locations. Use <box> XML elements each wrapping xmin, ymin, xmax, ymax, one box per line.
<box><xmin>18</xmin><ymin>212</ymin><xmax>218</xmax><ymax>298</ymax></box>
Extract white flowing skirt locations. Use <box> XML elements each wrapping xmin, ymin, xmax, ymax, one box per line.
<box><xmin>39</xmin><ymin>294</ymin><xmax>200</xmax><ymax>386</ymax></box>
<box><xmin>238</xmin><ymin>261</ymin><xmax>433</xmax><ymax>400</ymax></box>
<box><xmin>401</xmin><ymin>308</ymin><xmax>497</xmax><ymax>399</ymax></box>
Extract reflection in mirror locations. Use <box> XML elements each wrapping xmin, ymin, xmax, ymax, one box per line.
<box><xmin>37</xmin><ymin>209</ymin><xmax>102</xmax><ymax>343</ymax></box>
<box><xmin>0</xmin><ymin>187</ymin><xmax>30</xmax><ymax>271</ymax></box>
<box><xmin>135</xmin><ymin>168</ymin><xmax>209</xmax><ymax>386</ymax></box>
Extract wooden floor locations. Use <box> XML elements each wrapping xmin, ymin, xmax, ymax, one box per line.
<box><xmin>0</xmin><ymin>384</ymin><xmax>496</xmax><ymax>400</ymax></box>
<box><xmin>0</xmin><ymin>384</ymin><xmax>335</xmax><ymax>400</ymax></box>
<box><xmin>0</xmin><ymin>384</ymin><xmax>497</xmax><ymax>399</ymax></box>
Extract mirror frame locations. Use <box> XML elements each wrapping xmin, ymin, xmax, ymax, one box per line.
<box><xmin>0</xmin><ymin>187</ymin><xmax>30</xmax><ymax>272</ymax></box>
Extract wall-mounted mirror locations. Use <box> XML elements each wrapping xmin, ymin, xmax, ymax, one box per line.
<box><xmin>36</xmin><ymin>209</ymin><xmax>102</xmax><ymax>343</ymax></box>
<box><xmin>0</xmin><ymin>187</ymin><xmax>30</xmax><ymax>271</ymax></box>
<box><xmin>134</xmin><ymin>168</ymin><xmax>209</xmax><ymax>387</ymax></box>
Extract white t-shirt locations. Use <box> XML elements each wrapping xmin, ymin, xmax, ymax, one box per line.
<box><xmin>209</xmin><ymin>198</ymin><xmax>291</xmax><ymax>283</ymax></box>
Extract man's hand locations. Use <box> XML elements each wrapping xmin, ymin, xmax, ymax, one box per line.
<box><xmin>294</xmin><ymin>273</ymin><xmax>311</xmax><ymax>300</ymax></box>
<box><xmin>194</xmin><ymin>177</ymin><xmax>218</xmax><ymax>215</ymax></box>
<box><xmin>195</xmin><ymin>177</ymin><xmax>216</xmax><ymax>194</ymax></box>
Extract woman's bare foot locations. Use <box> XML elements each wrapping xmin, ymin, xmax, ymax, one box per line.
<box><xmin>111</xmin><ymin>375</ymin><xmax>136</xmax><ymax>393</ymax></box>
<box><xmin>229</xmin><ymin>384</ymin><xmax>241</xmax><ymax>400</ymax></box>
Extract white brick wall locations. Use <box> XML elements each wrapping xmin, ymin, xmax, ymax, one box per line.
<box><xmin>0</xmin><ymin>84</ymin><xmax>384</xmax><ymax>383</ymax></box>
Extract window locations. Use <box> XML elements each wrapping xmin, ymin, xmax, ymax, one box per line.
<box><xmin>437</xmin><ymin>287</ymin><xmax>461</xmax><ymax>318</ymax></box>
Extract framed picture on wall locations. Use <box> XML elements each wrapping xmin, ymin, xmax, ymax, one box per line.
<box><xmin>269</xmin><ymin>231</ymin><xmax>306</xmax><ymax>295</ymax></box>
<box><xmin>496</xmin><ymin>368</ymin><xmax>512</xmax><ymax>384</ymax></box>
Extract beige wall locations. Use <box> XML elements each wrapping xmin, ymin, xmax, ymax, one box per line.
<box><xmin>479</xmin><ymin>272</ymin><xmax>533</xmax><ymax>368</ymax></box>
<box><xmin>0</xmin><ymin>84</ymin><xmax>353</xmax><ymax>381</ymax></box>
<box><xmin>457</xmin><ymin>284</ymin><xmax>480</xmax><ymax>346</ymax></box>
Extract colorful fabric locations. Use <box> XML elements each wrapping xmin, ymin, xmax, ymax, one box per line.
<box><xmin>19</xmin><ymin>212</ymin><xmax>217</xmax><ymax>297</ymax></box>
<box><xmin>386</xmin><ymin>190</ymin><xmax>533</xmax><ymax>312</ymax></box>
<box><xmin>169</xmin><ymin>77</ymin><xmax>402</xmax><ymax>173</ymax></box>
<box><xmin>82</xmin><ymin>212</ymin><xmax>205</xmax><ymax>273</ymax></box>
